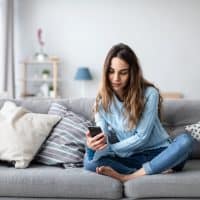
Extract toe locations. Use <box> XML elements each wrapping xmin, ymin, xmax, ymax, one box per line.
<box><xmin>96</xmin><ymin>167</ymin><xmax>100</xmax><ymax>173</ymax></box>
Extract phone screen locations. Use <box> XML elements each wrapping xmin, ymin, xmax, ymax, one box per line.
<box><xmin>88</xmin><ymin>126</ymin><xmax>102</xmax><ymax>137</ymax></box>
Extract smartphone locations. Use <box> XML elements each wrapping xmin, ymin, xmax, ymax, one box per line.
<box><xmin>88</xmin><ymin>126</ymin><xmax>102</xmax><ymax>137</ymax></box>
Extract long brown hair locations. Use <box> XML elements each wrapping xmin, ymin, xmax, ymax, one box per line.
<box><xmin>95</xmin><ymin>43</ymin><xmax>163</xmax><ymax>129</ymax></box>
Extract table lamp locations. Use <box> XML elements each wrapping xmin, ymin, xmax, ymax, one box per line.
<box><xmin>74</xmin><ymin>67</ymin><xmax>92</xmax><ymax>97</ymax></box>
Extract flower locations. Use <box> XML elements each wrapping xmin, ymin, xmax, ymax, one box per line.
<box><xmin>37</xmin><ymin>28</ymin><xmax>45</xmax><ymax>47</ymax></box>
<box><xmin>34</xmin><ymin>28</ymin><xmax>48</xmax><ymax>60</ymax></box>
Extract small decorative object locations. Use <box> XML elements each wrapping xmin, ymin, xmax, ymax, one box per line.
<box><xmin>74</xmin><ymin>67</ymin><xmax>92</xmax><ymax>97</ymax></box>
<box><xmin>185</xmin><ymin>122</ymin><xmax>200</xmax><ymax>141</ymax></box>
<box><xmin>42</xmin><ymin>69</ymin><xmax>50</xmax><ymax>80</ymax></box>
<box><xmin>40</xmin><ymin>83</ymin><xmax>49</xmax><ymax>97</ymax></box>
<box><xmin>34</xmin><ymin>28</ymin><xmax>48</xmax><ymax>61</ymax></box>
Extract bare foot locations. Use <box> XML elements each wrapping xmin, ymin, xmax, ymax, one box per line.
<box><xmin>96</xmin><ymin>166</ymin><xmax>128</xmax><ymax>182</ymax></box>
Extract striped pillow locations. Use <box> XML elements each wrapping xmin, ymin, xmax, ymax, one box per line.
<box><xmin>36</xmin><ymin>103</ymin><xmax>92</xmax><ymax>167</ymax></box>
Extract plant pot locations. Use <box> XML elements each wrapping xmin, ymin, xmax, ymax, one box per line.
<box><xmin>42</xmin><ymin>73</ymin><xmax>49</xmax><ymax>80</ymax></box>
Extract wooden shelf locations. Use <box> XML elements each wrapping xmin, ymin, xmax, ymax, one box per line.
<box><xmin>19</xmin><ymin>78</ymin><xmax>63</xmax><ymax>82</ymax></box>
<box><xmin>20</xmin><ymin>57</ymin><xmax>60</xmax><ymax>64</ymax></box>
<box><xmin>20</xmin><ymin>57</ymin><xmax>61</xmax><ymax>98</ymax></box>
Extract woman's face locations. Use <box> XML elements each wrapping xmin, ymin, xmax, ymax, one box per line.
<box><xmin>108</xmin><ymin>57</ymin><xmax>130</xmax><ymax>97</ymax></box>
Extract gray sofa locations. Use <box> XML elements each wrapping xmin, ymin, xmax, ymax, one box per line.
<box><xmin>0</xmin><ymin>97</ymin><xmax>200</xmax><ymax>200</ymax></box>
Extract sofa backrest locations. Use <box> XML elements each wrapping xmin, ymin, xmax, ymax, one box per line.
<box><xmin>0</xmin><ymin>97</ymin><xmax>95</xmax><ymax>120</ymax></box>
<box><xmin>0</xmin><ymin>98</ymin><xmax>199</xmax><ymax>158</ymax></box>
<box><xmin>162</xmin><ymin>99</ymin><xmax>200</xmax><ymax>158</ymax></box>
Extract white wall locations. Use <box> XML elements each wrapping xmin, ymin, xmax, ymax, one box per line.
<box><xmin>15</xmin><ymin>0</ymin><xmax>200</xmax><ymax>99</ymax></box>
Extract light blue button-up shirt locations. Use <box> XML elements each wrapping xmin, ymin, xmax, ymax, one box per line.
<box><xmin>90</xmin><ymin>87</ymin><xmax>170</xmax><ymax>161</ymax></box>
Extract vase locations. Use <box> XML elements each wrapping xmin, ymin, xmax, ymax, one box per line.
<box><xmin>40</xmin><ymin>83</ymin><xmax>49</xmax><ymax>97</ymax></box>
<box><xmin>34</xmin><ymin>47</ymin><xmax>48</xmax><ymax>61</ymax></box>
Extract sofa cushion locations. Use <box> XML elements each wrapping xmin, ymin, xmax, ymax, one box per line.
<box><xmin>124</xmin><ymin>160</ymin><xmax>200</xmax><ymax>199</ymax></box>
<box><xmin>36</xmin><ymin>102</ymin><xmax>93</xmax><ymax>167</ymax></box>
<box><xmin>162</xmin><ymin>100</ymin><xmax>200</xmax><ymax>158</ymax></box>
<box><xmin>185</xmin><ymin>121</ymin><xmax>200</xmax><ymax>141</ymax></box>
<box><xmin>0</xmin><ymin>164</ymin><xmax>122</xmax><ymax>199</ymax></box>
<box><xmin>0</xmin><ymin>101</ymin><xmax>60</xmax><ymax>168</ymax></box>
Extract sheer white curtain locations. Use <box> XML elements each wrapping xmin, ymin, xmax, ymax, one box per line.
<box><xmin>0</xmin><ymin>0</ymin><xmax>5</xmax><ymax>96</ymax></box>
<box><xmin>0</xmin><ymin>0</ymin><xmax>15</xmax><ymax>98</ymax></box>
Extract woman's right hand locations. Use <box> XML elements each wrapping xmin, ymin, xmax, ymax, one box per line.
<box><xmin>86</xmin><ymin>131</ymin><xmax>107</xmax><ymax>151</ymax></box>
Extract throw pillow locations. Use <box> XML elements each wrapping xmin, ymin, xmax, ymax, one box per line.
<box><xmin>36</xmin><ymin>102</ymin><xmax>92</xmax><ymax>168</ymax></box>
<box><xmin>0</xmin><ymin>101</ymin><xmax>61</xmax><ymax>168</ymax></box>
<box><xmin>185</xmin><ymin>122</ymin><xmax>200</xmax><ymax>141</ymax></box>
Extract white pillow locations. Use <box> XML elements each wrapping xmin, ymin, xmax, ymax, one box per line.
<box><xmin>185</xmin><ymin>121</ymin><xmax>200</xmax><ymax>141</ymax></box>
<box><xmin>0</xmin><ymin>101</ymin><xmax>60</xmax><ymax>168</ymax></box>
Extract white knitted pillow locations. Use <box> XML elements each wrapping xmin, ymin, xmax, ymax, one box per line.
<box><xmin>185</xmin><ymin>122</ymin><xmax>200</xmax><ymax>141</ymax></box>
<box><xmin>0</xmin><ymin>101</ymin><xmax>60</xmax><ymax>168</ymax></box>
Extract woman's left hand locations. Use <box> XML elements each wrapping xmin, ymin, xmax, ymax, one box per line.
<box><xmin>86</xmin><ymin>131</ymin><xmax>107</xmax><ymax>151</ymax></box>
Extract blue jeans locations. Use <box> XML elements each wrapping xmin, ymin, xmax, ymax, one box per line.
<box><xmin>84</xmin><ymin>133</ymin><xmax>194</xmax><ymax>175</ymax></box>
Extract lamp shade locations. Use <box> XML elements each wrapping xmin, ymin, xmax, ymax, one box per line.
<box><xmin>74</xmin><ymin>67</ymin><xmax>92</xmax><ymax>80</ymax></box>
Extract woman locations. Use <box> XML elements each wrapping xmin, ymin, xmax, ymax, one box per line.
<box><xmin>84</xmin><ymin>43</ymin><xmax>194</xmax><ymax>182</ymax></box>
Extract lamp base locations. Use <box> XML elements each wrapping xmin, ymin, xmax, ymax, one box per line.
<box><xmin>81</xmin><ymin>81</ymin><xmax>86</xmax><ymax>98</ymax></box>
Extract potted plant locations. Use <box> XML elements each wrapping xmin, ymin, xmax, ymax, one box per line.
<box><xmin>42</xmin><ymin>69</ymin><xmax>50</xmax><ymax>79</ymax></box>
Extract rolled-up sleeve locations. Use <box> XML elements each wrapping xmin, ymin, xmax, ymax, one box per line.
<box><xmin>111</xmin><ymin>89</ymin><xmax>159</xmax><ymax>156</ymax></box>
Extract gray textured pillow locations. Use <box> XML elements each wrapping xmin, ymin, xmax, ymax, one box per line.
<box><xmin>185</xmin><ymin>122</ymin><xmax>200</xmax><ymax>141</ymax></box>
<box><xmin>36</xmin><ymin>103</ymin><xmax>92</xmax><ymax>167</ymax></box>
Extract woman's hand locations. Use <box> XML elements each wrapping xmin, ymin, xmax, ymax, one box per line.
<box><xmin>86</xmin><ymin>131</ymin><xmax>107</xmax><ymax>151</ymax></box>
